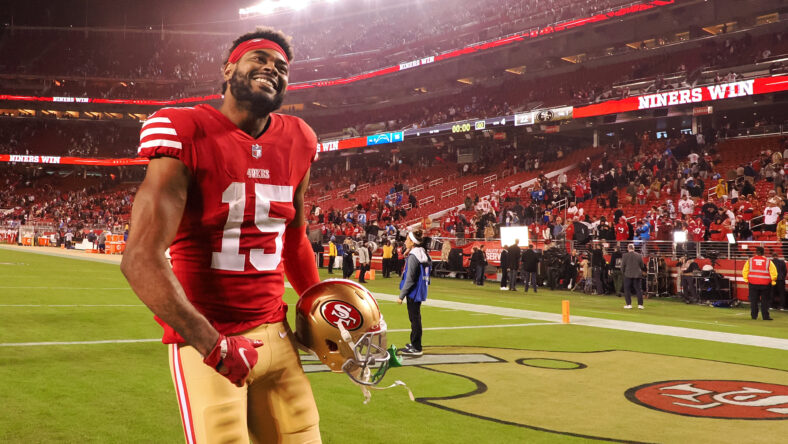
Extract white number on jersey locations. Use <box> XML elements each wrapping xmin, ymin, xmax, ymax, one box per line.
<box><xmin>212</xmin><ymin>182</ymin><xmax>293</xmax><ymax>272</ymax></box>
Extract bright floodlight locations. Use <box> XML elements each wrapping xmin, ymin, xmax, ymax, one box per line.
<box><xmin>240</xmin><ymin>0</ymin><xmax>326</xmax><ymax>18</ymax></box>
<box><xmin>500</xmin><ymin>226</ymin><xmax>529</xmax><ymax>247</ymax></box>
<box><xmin>673</xmin><ymin>231</ymin><xmax>687</xmax><ymax>243</ymax></box>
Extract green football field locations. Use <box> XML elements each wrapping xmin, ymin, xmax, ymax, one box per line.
<box><xmin>1</xmin><ymin>246</ymin><xmax>786</xmax><ymax>443</ymax></box>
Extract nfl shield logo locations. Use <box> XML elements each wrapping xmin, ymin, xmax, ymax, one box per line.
<box><xmin>250</xmin><ymin>144</ymin><xmax>262</xmax><ymax>159</ymax></box>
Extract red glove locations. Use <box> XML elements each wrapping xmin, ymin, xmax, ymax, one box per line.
<box><xmin>203</xmin><ymin>334</ymin><xmax>263</xmax><ymax>387</ymax></box>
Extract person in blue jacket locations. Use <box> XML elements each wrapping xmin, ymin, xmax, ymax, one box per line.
<box><xmin>634</xmin><ymin>220</ymin><xmax>650</xmax><ymax>254</ymax></box>
<box><xmin>398</xmin><ymin>229</ymin><xmax>431</xmax><ymax>357</ymax></box>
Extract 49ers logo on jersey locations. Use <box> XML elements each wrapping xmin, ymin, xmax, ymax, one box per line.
<box><xmin>626</xmin><ymin>380</ymin><xmax>788</xmax><ymax>419</ymax></box>
<box><xmin>320</xmin><ymin>300</ymin><xmax>363</xmax><ymax>331</ymax></box>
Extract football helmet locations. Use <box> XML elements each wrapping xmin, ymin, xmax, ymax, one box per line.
<box><xmin>296</xmin><ymin>279</ymin><xmax>392</xmax><ymax>386</ymax></box>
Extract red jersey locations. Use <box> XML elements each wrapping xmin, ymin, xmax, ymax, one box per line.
<box><xmin>689</xmin><ymin>221</ymin><xmax>705</xmax><ymax>242</ymax></box>
<box><xmin>736</xmin><ymin>201</ymin><xmax>754</xmax><ymax>221</ymax></box>
<box><xmin>615</xmin><ymin>222</ymin><xmax>629</xmax><ymax>241</ymax></box>
<box><xmin>138</xmin><ymin>105</ymin><xmax>317</xmax><ymax>344</ymax></box>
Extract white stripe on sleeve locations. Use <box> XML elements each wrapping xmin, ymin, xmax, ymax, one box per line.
<box><xmin>139</xmin><ymin>139</ymin><xmax>183</xmax><ymax>150</ymax></box>
<box><xmin>142</xmin><ymin>117</ymin><xmax>173</xmax><ymax>127</ymax></box>
<box><xmin>140</xmin><ymin>127</ymin><xmax>178</xmax><ymax>140</ymax></box>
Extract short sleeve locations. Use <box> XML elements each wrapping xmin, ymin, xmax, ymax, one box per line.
<box><xmin>296</xmin><ymin>117</ymin><xmax>319</xmax><ymax>163</ymax></box>
<box><xmin>137</xmin><ymin>109</ymin><xmax>194</xmax><ymax>169</ymax></box>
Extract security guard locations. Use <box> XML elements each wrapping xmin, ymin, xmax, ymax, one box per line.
<box><xmin>741</xmin><ymin>246</ymin><xmax>775</xmax><ymax>320</ymax></box>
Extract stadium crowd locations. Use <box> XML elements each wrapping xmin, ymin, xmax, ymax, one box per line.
<box><xmin>0</xmin><ymin>166</ymin><xmax>134</xmax><ymax>236</ymax></box>
<box><xmin>0</xmin><ymin>119</ymin><xmax>140</xmax><ymax>157</ymax></box>
<box><xmin>1</xmin><ymin>0</ymin><xmax>634</xmax><ymax>89</ymax></box>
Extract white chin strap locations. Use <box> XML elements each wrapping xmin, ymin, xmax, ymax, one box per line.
<box><xmin>337</xmin><ymin>321</ymin><xmax>415</xmax><ymax>404</ymax></box>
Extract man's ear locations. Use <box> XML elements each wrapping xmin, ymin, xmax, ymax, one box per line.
<box><xmin>222</xmin><ymin>63</ymin><xmax>235</xmax><ymax>83</ymax></box>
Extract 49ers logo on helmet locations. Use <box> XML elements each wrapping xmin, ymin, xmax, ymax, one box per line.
<box><xmin>320</xmin><ymin>300</ymin><xmax>363</xmax><ymax>331</ymax></box>
<box><xmin>626</xmin><ymin>380</ymin><xmax>788</xmax><ymax>419</ymax></box>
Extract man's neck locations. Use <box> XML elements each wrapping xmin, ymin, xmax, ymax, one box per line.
<box><xmin>219</xmin><ymin>100</ymin><xmax>271</xmax><ymax>138</ymax></box>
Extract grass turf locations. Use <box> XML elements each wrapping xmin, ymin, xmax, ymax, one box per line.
<box><xmin>0</xmin><ymin>247</ymin><xmax>786</xmax><ymax>443</ymax></box>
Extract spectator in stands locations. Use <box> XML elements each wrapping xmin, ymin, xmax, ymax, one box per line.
<box><xmin>763</xmin><ymin>200</ymin><xmax>782</xmax><ymax>232</ymax></box>
<box><xmin>777</xmin><ymin>213</ymin><xmax>788</xmax><ymax>257</ymax></box>
<box><xmin>634</xmin><ymin>220</ymin><xmax>650</xmax><ymax>254</ymax></box>
<box><xmin>615</xmin><ymin>216</ymin><xmax>629</xmax><ymax>245</ymax></box>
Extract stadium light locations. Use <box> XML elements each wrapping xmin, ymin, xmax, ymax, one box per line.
<box><xmin>239</xmin><ymin>0</ymin><xmax>333</xmax><ymax>18</ymax></box>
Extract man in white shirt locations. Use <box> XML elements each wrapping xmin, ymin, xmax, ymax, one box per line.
<box><xmin>567</xmin><ymin>203</ymin><xmax>578</xmax><ymax>219</ymax></box>
<box><xmin>763</xmin><ymin>204</ymin><xmax>782</xmax><ymax>232</ymax></box>
<box><xmin>678</xmin><ymin>196</ymin><xmax>695</xmax><ymax>216</ymax></box>
<box><xmin>688</xmin><ymin>152</ymin><xmax>699</xmax><ymax>165</ymax></box>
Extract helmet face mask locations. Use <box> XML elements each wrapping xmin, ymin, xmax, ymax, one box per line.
<box><xmin>296</xmin><ymin>279</ymin><xmax>391</xmax><ymax>386</ymax></box>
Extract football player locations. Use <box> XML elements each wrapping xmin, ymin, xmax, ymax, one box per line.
<box><xmin>121</xmin><ymin>28</ymin><xmax>323</xmax><ymax>443</ymax></box>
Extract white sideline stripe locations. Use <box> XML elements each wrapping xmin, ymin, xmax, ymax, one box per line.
<box><xmin>0</xmin><ymin>339</ymin><xmax>159</xmax><ymax>347</ymax></box>
<box><xmin>0</xmin><ymin>304</ymin><xmax>144</xmax><ymax>307</ymax></box>
<box><xmin>368</xmin><ymin>291</ymin><xmax>788</xmax><ymax>351</ymax></box>
<box><xmin>0</xmin><ymin>287</ymin><xmax>130</xmax><ymax>290</ymax></box>
<box><xmin>677</xmin><ymin>319</ymin><xmax>738</xmax><ymax>328</ymax></box>
<box><xmin>0</xmin><ymin>244</ymin><xmax>123</xmax><ymax>264</ymax></box>
<box><xmin>0</xmin><ymin>324</ymin><xmax>556</xmax><ymax>347</ymax></box>
<box><xmin>388</xmin><ymin>322</ymin><xmax>556</xmax><ymax>332</ymax></box>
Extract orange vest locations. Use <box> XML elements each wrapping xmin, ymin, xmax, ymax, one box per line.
<box><xmin>747</xmin><ymin>256</ymin><xmax>771</xmax><ymax>285</ymax></box>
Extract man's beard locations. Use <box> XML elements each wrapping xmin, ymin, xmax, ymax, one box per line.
<box><xmin>228</xmin><ymin>70</ymin><xmax>285</xmax><ymax>116</ymax></box>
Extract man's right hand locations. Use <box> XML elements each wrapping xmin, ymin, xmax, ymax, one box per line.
<box><xmin>203</xmin><ymin>334</ymin><xmax>264</xmax><ymax>387</ymax></box>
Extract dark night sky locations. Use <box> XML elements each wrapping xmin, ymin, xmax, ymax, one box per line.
<box><xmin>0</xmin><ymin>0</ymin><xmax>260</xmax><ymax>30</ymax></box>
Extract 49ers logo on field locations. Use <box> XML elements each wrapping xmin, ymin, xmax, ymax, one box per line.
<box><xmin>320</xmin><ymin>300</ymin><xmax>363</xmax><ymax>331</ymax></box>
<box><xmin>626</xmin><ymin>380</ymin><xmax>788</xmax><ymax>419</ymax></box>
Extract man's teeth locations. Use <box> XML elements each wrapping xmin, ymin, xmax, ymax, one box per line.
<box><xmin>254</xmin><ymin>78</ymin><xmax>275</xmax><ymax>88</ymax></box>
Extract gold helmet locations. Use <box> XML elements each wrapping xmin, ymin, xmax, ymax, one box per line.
<box><xmin>295</xmin><ymin>279</ymin><xmax>391</xmax><ymax>386</ymax></box>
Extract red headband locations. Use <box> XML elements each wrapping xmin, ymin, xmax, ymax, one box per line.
<box><xmin>228</xmin><ymin>38</ymin><xmax>289</xmax><ymax>64</ymax></box>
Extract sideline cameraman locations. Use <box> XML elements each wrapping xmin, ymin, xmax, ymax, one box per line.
<box><xmin>678</xmin><ymin>255</ymin><xmax>700</xmax><ymax>303</ymax></box>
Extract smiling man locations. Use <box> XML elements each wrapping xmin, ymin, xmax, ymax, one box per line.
<box><xmin>121</xmin><ymin>28</ymin><xmax>322</xmax><ymax>443</ymax></box>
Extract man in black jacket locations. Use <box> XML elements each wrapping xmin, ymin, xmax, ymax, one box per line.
<box><xmin>772</xmin><ymin>254</ymin><xmax>786</xmax><ymax>310</ymax></box>
<box><xmin>499</xmin><ymin>244</ymin><xmax>509</xmax><ymax>290</ymax></box>
<box><xmin>591</xmin><ymin>243</ymin><xmax>605</xmax><ymax>295</ymax></box>
<box><xmin>471</xmin><ymin>246</ymin><xmax>487</xmax><ymax>286</ymax></box>
<box><xmin>521</xmin><ymin>244</ymin><xmax>540</xmax><ymax>293</ymax></box>
<box><xmin>507</xmin><ymin>240</ymin><xmax>521</xmax><ymax>291</ymax></box>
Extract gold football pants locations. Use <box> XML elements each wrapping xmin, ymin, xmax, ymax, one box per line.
<box><xmin>168</xmin><ymin>321</ymin><xmax>321</xmax><ymax>443</ymax></box>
